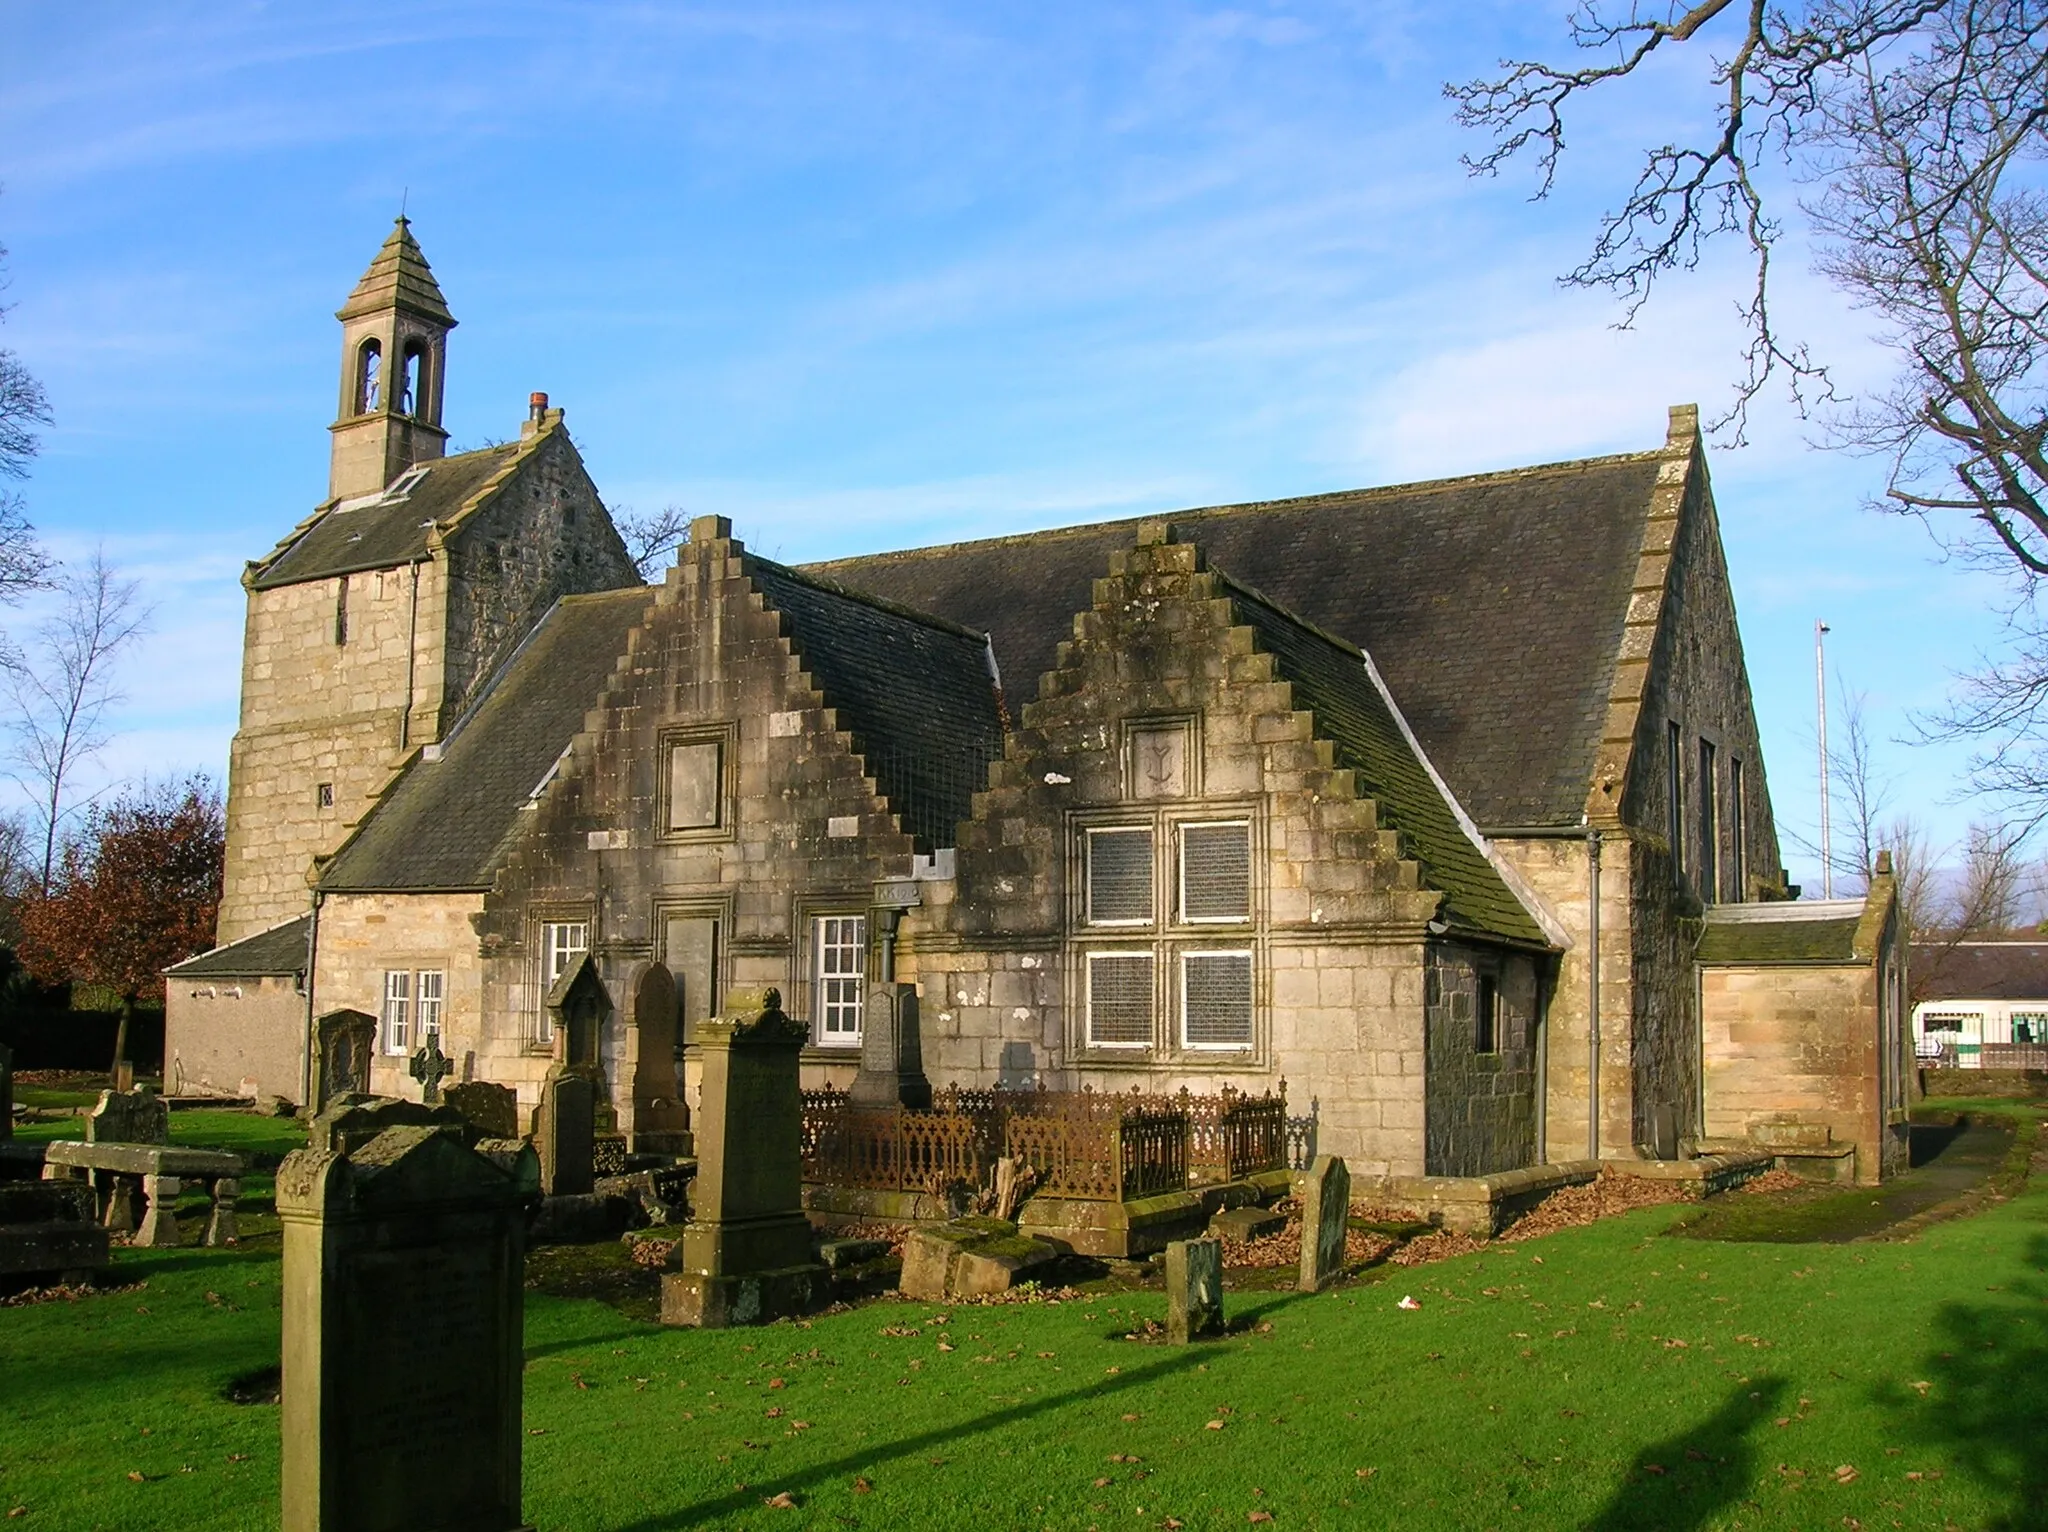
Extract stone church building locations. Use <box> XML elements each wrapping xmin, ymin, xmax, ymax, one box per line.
<box><xmin>166</xmin><ymin>220</ymin><xmax>1911</xmax><ymax>1186</ymax></box>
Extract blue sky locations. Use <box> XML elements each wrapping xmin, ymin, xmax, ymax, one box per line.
<box><xmin>0</xmin><ymin>2</ymin><xmax>2004</xmax><ymax>893</ymax></box>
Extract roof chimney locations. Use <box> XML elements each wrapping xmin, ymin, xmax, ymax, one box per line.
<box><xmin>522</xmin><ymin>391</ymin><xmax>551</xmax><ymax>439</ymax></box>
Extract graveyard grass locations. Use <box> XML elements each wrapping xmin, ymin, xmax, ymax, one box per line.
<box><xmin>2</xmin><ymin>1122</ymin><xmax>2044</xmax><ymax>1529</ymax></box>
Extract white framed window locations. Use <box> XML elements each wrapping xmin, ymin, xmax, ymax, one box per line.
<box><xmin>1086</xmin><ymin>826</ymin><xmax>1153</xmax><ymax>925</ymax></box>
<box><xmin>1179</xmin><ymin>950</ymin><xmax>1252</xmax><ymax>1050</ymax></box>
<box><xmin>1920</xmin><ymin>1009</ymin><xmax>1979</xmax><ymax>1036</ymax></box>
<box><xmin>1179</xmin><ymin>821</ymin><xmax>1250</xmax><ymax>922</ymax></box>
<box><xmin>1087</xmin><ymin>951</ymin><xmax>1154</xmax><ymax>1047</ymax></box>
<box><xmin>535</xmin><ymin>920</ymin><xmax>590</xmax><ymax>1045</ymax></box>
<box><xmin>417</xmin><ymin>970</ymin><xmax>445</xmax><ymax>1047</ymax></box>
<box><xmin>381</xmin><ymin>970</ymin><xmax>412</xmax><ymax>1055</ymax></box>
<box><xmin>815</xmin><ymin>915</ymin><xmax>866</xmax><ymax>1044</ymax></box>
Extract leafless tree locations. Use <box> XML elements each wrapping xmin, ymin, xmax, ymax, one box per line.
<box><xmin>0</xmin><ymin>230</ymin><xmax>53</xmax><ymax>607</ymax></box>
<box><xmin>613</xmin><ymin>504</ymin><xmax>691</xmax><ymax>580</ymax></box>
<box><xmin>1448</xmin><ymin>4</ymin><xmax>2046</xmax><ymax>444</ymax></box>
<box><xmin>4</xmin><ymin>552</ymin><xmax>150</xmax><ymax>890</ymax></box>
<box><xmin>1953</xmin><ymin>815</ymin><xmax>2027</xmax><ymax>930</ymax></box>
<box><xmin>1881</xmin><ymin>809</ymin><xmax>1939</xmax><ymax>932</ymax></box>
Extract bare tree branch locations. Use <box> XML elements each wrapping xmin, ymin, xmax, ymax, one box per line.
<box><xmin>612</xmin><ymin>503</ymin><xmax>692</xmax><ymax>581</ymax></box>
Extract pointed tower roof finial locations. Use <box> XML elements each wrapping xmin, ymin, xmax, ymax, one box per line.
<box><xmin>336</xmin><ymin>215</ymin><xmax>454</xmax><ymax>328</ymax></box>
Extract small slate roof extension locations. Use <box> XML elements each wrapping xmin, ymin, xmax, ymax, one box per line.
<box><xmin>249</xmin><ymin>444</ymin><xmax>519</xmax><ymax>591</ymax></box>
<box><xmin>746</xmin><ymin>557</ymin><xmax>1006</xmax><ymax>854</ymax></box>
<box><xmin>319</xmin><ymin>587</ymin><xmax>658</xmax><ymax>892</ymax></box>
<box><xmin>1911</xmin><ymin>941</ymin><xmax>2048</xmax><ymax>1002</ymax></box>
<box><xmin>1696</xmin><ymin>904</ymin><xmax>1865</xmax><ymax>965</ymax></box>
<box><xmin>803</xmin><ymin>451</ymin><xmax>1664</xmax><ymax>829</ymax></box>
<box><xmin>1217</xmin><ymin>571</ymin><xmax>1547</xmax><ymax>947</ymax></box>
<box><xmin>167</xmin><ymin>915</ymin><xmax>312</xmax><ymax>978</ymax></box>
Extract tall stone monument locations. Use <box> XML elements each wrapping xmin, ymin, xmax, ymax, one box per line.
<box><xmin>623</xmin><ymin>961</ymin><xmax>692</xmax><ymax>1157</ymax></box>
<box><xmin>848</xmin><ymin>981</ymin><xmax>932</xmax><ymax>1109</ymax></box>
<box><xmin>277</xmin><ymin>1125</ymin><xmax>535</xmax><ymax>1532</ymax></box>
<box><xmin>661</xmin><ymin>987</ymin><xmax>827</xmax><ymax>1328</ymax></box>
<box><xmin>1297</xmin><ymin>1154</ymin><xmax>1350</xmax><ymax>1293</ymax></box>
<box><xmin>311</xmin><ymin>1010</ymin><xmax>377</xmax><ymax>1113</ymax></box>
<box><xmin>532</xmin><ymin>1069</ymin><xmax>595</xmax><ymax>1198</ymax></box>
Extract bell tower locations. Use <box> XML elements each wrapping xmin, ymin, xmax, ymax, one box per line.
<box><xmin>327</xmin><ymin>216</ymin><xmax>455</xmax><ymax>501</ymax></box>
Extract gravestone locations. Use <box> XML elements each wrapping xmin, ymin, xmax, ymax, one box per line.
<box><xmin>277</xmin><ymin>1125</ymin><xmax>534</xmax><ymax>1532</ymax></box>
<box><xmin>848</xmin><ymin>981</ymin><xmax>932</xmax><ymax>1109</ymax></box>
<box><xmin>445</xmin><ymin>1081</ymin><xmax>520</xmax><ymax>1140</ymax></box>
<box><xmin>533</xmin><ymin>1069</ymin><xmax>594</xmax><ymax>1198</ymax></box>
<box><xmin>308</xmin><ymin>1097</ymin><xmax>471</xmax><ymax>1159</ymax></box>
<box><xmin>625</xmin><ymin>961</ymin><xmax>692</xmax><ymax>1156</ymax></box>
<box><xmin>1297</xmin><ymin>1153</ymin><xmax>1350</xmax><ymax>1293</ymax></box>
<box><xmin>86</xmin><ymin>1086</ymin><xmax>169</xmax><ymax>1146</ymax></box>
<box><xmin>545</xmin><ymin>953</ymin><xmax>611</xmax><ymax>1075</ymax></box>
<box><xmin>408</xmin><ymin>1037</ymin><xmax>452</xmax><ymax>1105</ymax></box>
<box><xmin>661</xmin><ymin>987</ymin><xmax>827</xmax><ymax>1327</ymax></box>
<box><xmin>1165</xmin><ymin>1237</ymin><xmax>1224</xmax><ymax>1343</ymax></box>
<box><xmin>312</xmin><ymin>1010</ymin><xmax>377</xmax><ymax>1113</ymax></box>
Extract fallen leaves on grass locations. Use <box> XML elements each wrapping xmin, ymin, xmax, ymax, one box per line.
<box><xmin>1740</xmin><ymin>1168</ymin><xmax>1809</xmax><ymax>1195</ymax></box>
<box><xmin>763</xmin><ymin>1491</ymin><xmax>798</xmax><ymax>1508</ymax></box>
<box><xmin>1218</xmin><ymin>1221</ymin><xmax>1393</xmax><ymax>1271</ymax></box>
<box><xmin>1834</xmin><ymin>1464</ymin><xmax>1859</xmax><ymax>1484</ymax></box>
<box><xmin>853</xmin><ymin>1477</ymin><xmax>872</xmax><ymax>1494</ymax></box>
<box><xmin>0</xmin><ymin>1280</ymin><xmax>145</xmax><ymax>1308</ymax></box>
<box><xmin>1390</xmin><ymin>1231</ymin><xmax>1488</xmax><ymax>1266</ymax></box>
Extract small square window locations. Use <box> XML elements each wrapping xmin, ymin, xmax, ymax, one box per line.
<box><xmin>1181</xmin><ymin>950</ymin><xmax>1252</xmax><ymax>1049</ymax></box>
<box><xmin>316</xmin><ymin>782</ymin><xmax>334</xmax><ymax>809</ymax></box>
<box><xmin>1086</xmin><ymin>827</ymin><xmax>1153</xmax><ymax>925</ymax></box>
<box><xmin>666</xmin><ymin>740</ymin><xmax>722</xmax><ymax>831</ymax></box>
<box><xmin>1179</xmin><ymin>822</ymin><xmax>1250</xmax><ymax>922</ymax></box>
<box><xmin>1087</xmin><ymin>952</ymin><xmax>1154</xmax><ymax>1047</ymax></box>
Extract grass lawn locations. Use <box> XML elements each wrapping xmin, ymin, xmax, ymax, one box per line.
<box><xmin>2</xmin><ymin>1113</ymin><xmax>2044</xmax><ymax>1531</ymax></box>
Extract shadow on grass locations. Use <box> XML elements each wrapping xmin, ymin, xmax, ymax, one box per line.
<box><xmin>609</xmin><ymin>1344</ymin><xmax>1215</xmax><ymax>1531</ymax></box>
<box><xmin>1582</xmin><ymin>1376</ymin><xmax>1786</xmax><ymax>1532</ymax></box>
<box><xmin>1887</xmin><ymin>1230</ymin><xmax>2048</xmax><ymax>1532</ymax></box>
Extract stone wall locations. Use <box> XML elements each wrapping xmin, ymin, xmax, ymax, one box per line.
<box><xmin>473</xmin><ymin>521</ymin><xmax>925</xmax><ymax>1111</ymax></box>
<box><xmin>1423</xmin><ymin>943</ymin><xmax>1540</xmax><ymax>1177</ymax></box>
<box><xmin>1700</xmin><ymin>960</ymin><xmax>1893</xmax><ymax>1184</ymax></box>
<box><xmin>220</xmin><ymin>418</ymin><xmax>632</xmax><ymax>948</ymax></box>
<box><xmin>164</xmin><ymin>974</ymin><xmax>306</xmax><ymax>1106</ymax></box>
<box><xmin>436</xmin><ymin>419</ymin><xmax>637</xmax><ymax>732</ymax></box>
<box><xmin>307</xmin><ymin>891</ymin><xmax>496</xmax><ymax>1102</ymax></box>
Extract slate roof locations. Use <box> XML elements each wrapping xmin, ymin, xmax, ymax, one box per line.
<box><xmin>745</xmin><ymin>557</ymin><xmax>1005</xmax><ymax>854</ymax></box>
<box><xmin>1911</xmin><ymin>941</ymin><xmax>2048</xmax><ymax>1002</ymax></box>
<box><xmin>167</xmin><ymin>915</ymin><xmax>312</xmax><ymax>978</ymax></box>
<box><xmin>1696</xmin><ymin>905</ymin><xmax>1866</xmax><ymax>965</ymax></box>
<box><xmin>803</xmin><ymin>451</ymin><xmax>1666</xmax><ymax>829</ymax></box>
<box><xmin>1216</xmin><ymin>573</ymin><xmax>1547</xmax><ymax>946</ymax></box>
<box><xmin>249</xmin><ymin>444</ymin><xmax>520</xmax><ymax>590</ymax></box>
<box><xmin>319</xmin><ymin>588</ymin><xmax>658</xmax><ymax>892</ymax></box>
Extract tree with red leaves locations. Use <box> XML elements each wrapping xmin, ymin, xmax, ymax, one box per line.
<box><xmin>16</xmin><ymin>775</ymin><xmax>223</xmax><ymax>1081</ymax></box>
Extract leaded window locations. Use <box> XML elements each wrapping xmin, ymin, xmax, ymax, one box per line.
<box><xmin>1180</xmin><ymin>950</ymin><xmax>1252</xmax><ymax>1049</ymax></box>
<box><xmin>1086</xmin><ymin>827</ymin><xmax>1153</xmax><ymax>925</ymax></box>
<box><xmin>381</xmin><ymin>970</ymin><xmax>412</xmax><ymax>1055</ymax></box>
<box><xmin>1179</xmin><ymin>821</ymin><xmax>1250</xmax><ymax>922</ymax></box>
<box><xmin>1087</xmin><ymin>952</ymin><xmax>1153</xmax><ymax>1046</ymax></box>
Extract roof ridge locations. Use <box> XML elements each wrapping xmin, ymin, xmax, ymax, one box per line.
<box><xmin>745</xmin><ymin>552</ymin><xmax>992</xmax><ymax>644</ymax></box>
<box><xmin>800</xmin><ymin>448</ymin><xmax>1666</xmax><ymax>573</ymax></box>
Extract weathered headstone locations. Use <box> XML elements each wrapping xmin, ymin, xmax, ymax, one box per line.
<box><xmin>545</xmin><ymin>953</ymin><xmax>610</xmax><ymax>1074</ymax></box>
<box><xmin>308</xmin><ymin>1097</ymin><xmax>471</xmax><ymax>1159</ymax></box>
<box><xmin>408</xmin><ymin>1037</ymin><xmax>452</xmax><ymax>1105</ymax></box>
<box><xmin>445</xmin><ymin>1081</ymin><xmax>520</xmax><ymax>1140</ymax></box>
<box><xmin>311</xmin><ymin>1010</ymin><xmax>377</xmax><ymax>1113</ymax></box>
<box><xmin>848</xmin><ymin>981</ymin><xmax>932</xmax><ymax>1109</ymax></box>
<box><xmin>1297</xmin><ymin>1153</ymin><xmax>1350</xmax><ymax>1293</ymax></box>
<box><xmin>86</xmin><ymin>1087</ymin><xmax>168</xmax><ymax>1146</ymax></box>
<box><xmin>624</xmin><ymin>961</ymin><xmax>692</xmax><ymax>1156</ymax></box>
<box><xmin>661</xmin><ymin>988</ymin><xmax>827</xmax><ymax>1327</ymax></box>
<box><xmin>277</xmin><ymin>1126</ymin><xmax>534</xmax><ymax>1532</ymax></box>
<box><xmin>533</xmin><ymin>1069</ymin><xmax>595</xmax><ymax>1199</ymax></box>
<box><xmin>1165</xmin><ymin>1237</ymin><xmax>1224</xmax><ymax>1343</ymax></box>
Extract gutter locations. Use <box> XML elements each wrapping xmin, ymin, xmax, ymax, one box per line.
<box><xmin>1586</xmin><ymin>826</ymin><xmax>1603</xmax><ymax>1162</ymax></box>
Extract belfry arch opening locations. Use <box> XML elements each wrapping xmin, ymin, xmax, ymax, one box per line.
<box><xmin>356</xmin><ymin>339</ymin><xmax>382</xmax><ymax>415</ymax></box>
<box><xmin>400</xmin><ymin>343</ymin><xmax>427</xmax><ymax>420</ymax></box>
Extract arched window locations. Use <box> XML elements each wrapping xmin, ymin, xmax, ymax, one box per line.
<box><xmin>357</xmin><ymin>339</ymin><xmax>383</xmax><ymax>414</ymax></box>
<box><xmin>399</xmin><ymin>343</ymin><xmax>425</xmax><ymax>418</ymax></box>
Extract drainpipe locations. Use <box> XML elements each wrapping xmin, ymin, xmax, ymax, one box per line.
<box><xmin>299</xmin><ymin>889</ymin><xmax>323</xmax><ymax>1113</ymax></box>
<box><xmin>400</xmin><ymin>557</ymin><xmax>424</xmax><ymax>750</ymax></box>
<box><xmin>1586</xmin><ymin>828</ymin><xmax>1603</xmax><ymax>1162</ymax></box>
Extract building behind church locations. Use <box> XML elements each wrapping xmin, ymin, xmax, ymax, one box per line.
<box><xmin>166</xmin><ymin>221</ymin><xmax>1911</xmax><ymax>1187</ymax></box>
